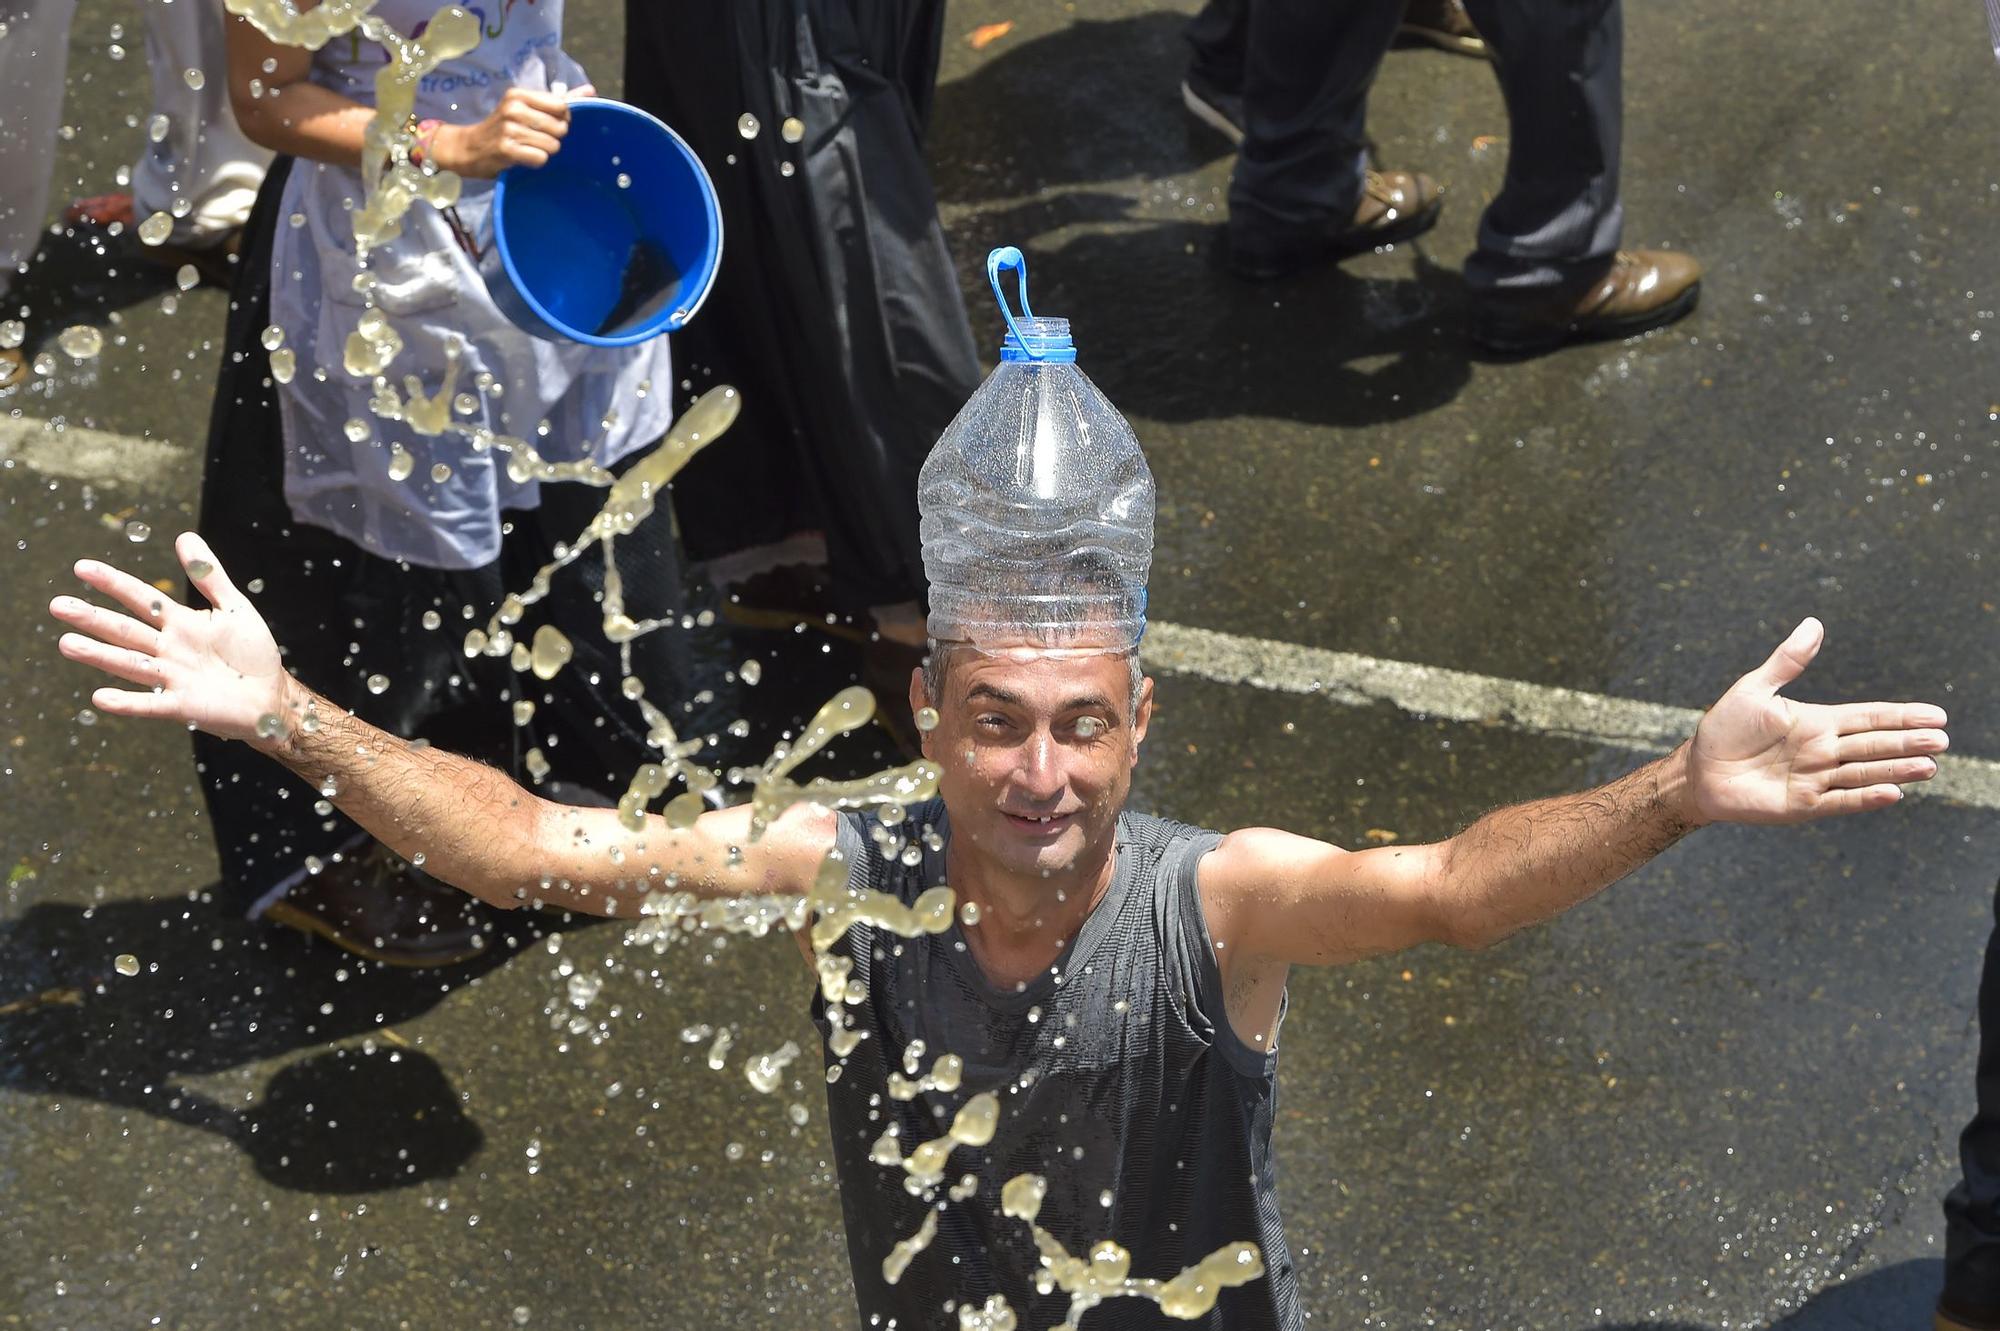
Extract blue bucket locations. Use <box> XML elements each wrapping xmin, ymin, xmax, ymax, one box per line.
<box><xmin>482</xmin><ymin>98</ymin><xmax>723</xmax><ymax>347</ymax></box>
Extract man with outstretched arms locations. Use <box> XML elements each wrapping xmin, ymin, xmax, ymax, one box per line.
<box><xmin>50</xmin><ymin>532</ymin><xmax>1948</xmax><ymax>1330</ymax></box>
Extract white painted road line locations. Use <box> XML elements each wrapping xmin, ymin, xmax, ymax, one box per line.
<box><xmin>12</xmin><ymin>414</ymin><xmax>1998</xmax><ymax>812</ymax></box>
<box><xmin>1142</xmin><ymin>621</ymin><xmax>2000</xmax><ymax>812</ymax></box>
<box><xmin>0</xmin><ymin>415</ymin><xmax>189</xmax><ymax>491</ymax></box>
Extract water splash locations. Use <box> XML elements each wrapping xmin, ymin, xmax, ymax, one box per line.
<box><xmin>1000</xmin><ymin>1173</ymin><xmax>1264</xmax><ymax>1327</ymax></box>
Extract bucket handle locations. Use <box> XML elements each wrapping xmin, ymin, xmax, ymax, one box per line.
<box><xmin>986</xmin><ymin>245</ymin><xmax>1045</xmax><ymax>361</ymax></box>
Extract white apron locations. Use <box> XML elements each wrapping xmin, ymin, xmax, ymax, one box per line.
<box><xmin>270</xmin><ymin>0</ymin><xmax>673</xmax><ymax>569</ymax></box>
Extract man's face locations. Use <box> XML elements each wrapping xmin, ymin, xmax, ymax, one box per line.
<box><xmin>911</xmin><ymin>647</ymin><xmax>1154</xmax><ymax>880</ymax></box>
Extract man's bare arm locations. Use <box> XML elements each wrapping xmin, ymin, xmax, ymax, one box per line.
<box><xmin>262</xmin><ymin>686</ymin><xmax>833</xmax><ymax>916</ymax></box>
<box><xmin>1205</xmin><ymin>617</ymin><xmax>1948</xmax><ymax>971</ymax></box>
<box><xmin>1204</xmin><ymin>746</ymin><xmax>1698</xmax><ymax>968</ymax></box>
<box><xmin>49</xmin><ymin>535</ymin><xmax>835</xmax><ymax>921</ymax></box>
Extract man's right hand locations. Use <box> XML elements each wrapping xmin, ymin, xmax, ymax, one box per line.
<box><xmin>50</xmin><ymin>532</ymin><xmax>295</xmax><ymax>747</ymax></box>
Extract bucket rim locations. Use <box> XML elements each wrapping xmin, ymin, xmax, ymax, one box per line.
<box><xmin>489</xmin><ymin>97</ymin><xmax>724</xmax><ymax>348</ymax></box>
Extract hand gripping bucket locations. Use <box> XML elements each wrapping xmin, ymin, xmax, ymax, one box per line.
<box><xmin>479</xmin><ymin>98</ymin><xmax>723</xmax><ymax>346</ymax></box>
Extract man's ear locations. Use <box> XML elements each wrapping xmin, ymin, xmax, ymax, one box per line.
<box><xmin>907</xmin><ymin>661</ymin><xmax>931</xmax><ymax>758</ymax></box>
<box><xmin>1131</xmin><ymin>675</ymin><xmax>1155</xmax><ymax>762</ymax></box>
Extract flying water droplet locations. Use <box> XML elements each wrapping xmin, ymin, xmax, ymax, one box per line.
<box><xmin>137</xmin><ymin>211</ymin><xmax>174</xmax><ymax>245</ymax></box>
<box><xmin>737</xmin><ymin>112</ymin><xmax>760</xmax><ymax>138</ymax></box>
<box><xmin>148</xmin><ymin>113</ymin><xmax>170</xmax><ymax>143</ymax></box>
<box><xmin>366</xmin><ymin>673</ymin><xmax>390</xmax><ymax>694</ymax></box>
<box><xmin>0</xmin><ymin>320</ymin><xmax>22</xmax><ymax>349</ymax></box>
<box><xmin>175</xmin><ymin>264</ymin><xmax>200</xmax><ymax>291</ymax></box>
<box><xmin>115</xmin><ymin>954</ymin><xmax>140</xmax><ymax>977</ymax></box>
<box><xmin>781</xmin><ymin>117</ymin><xmax>805</xmax><ymax>143</ymax></box>
<box><xmin>58</xmin><ymin>325</ymin><xmax>104</xmax><ymax>360</ymax></box>
<box><xmin>182</xmin><ymin>66</ymin><xmax>204</xmax><ymax>90</ymax></box>
<box><xmin>124</xmin><ymin>520</ymin><xmax>151</xmax><ymax>543</ymax></box>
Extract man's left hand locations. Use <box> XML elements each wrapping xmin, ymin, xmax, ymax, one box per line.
<box><xmin>1686</xmin><ymin>617</ymin><xmax>1948</xmax><ymax>826</ymax></box>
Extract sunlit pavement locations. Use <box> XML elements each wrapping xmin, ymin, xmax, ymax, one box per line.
<box><xmin>5</xmin><ymin>1</ymin><xmax>1999</xmax><ymax>1327</ymax></box>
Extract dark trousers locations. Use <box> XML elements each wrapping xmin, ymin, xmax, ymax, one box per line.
<box><xmin>1208</xmin><ymin>0</ymin><xmax>1624</xmax><ymax>295</ymax></box>
<box><xmin>194</xmin><ymin>157</ymin><xmax>693</xmax><ymax>916</ymax></box>
<box><xmin>1945</xmin><ymin>877</ymin><xmax>2000</xmax><ymax>1311</ymax></box>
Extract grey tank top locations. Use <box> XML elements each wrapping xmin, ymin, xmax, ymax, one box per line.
<box><xmin>812</xmin><ymin>799</ymin><xmax>1298</xmax><ymax>1330</ymax></box>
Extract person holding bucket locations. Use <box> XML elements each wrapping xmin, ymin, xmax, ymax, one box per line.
<box><xmin>193</xmin><ymin>2</ymin><xmax>688</xmax><ymax>966</ymax></box>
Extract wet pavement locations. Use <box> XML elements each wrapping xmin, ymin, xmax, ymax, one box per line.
<box><xmin>5</xmin><ymin>0</ymin><xmax>2000</xmax><ymax>1327</ymax></box>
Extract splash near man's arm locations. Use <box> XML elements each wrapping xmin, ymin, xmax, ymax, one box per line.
<box><xmin>49</xmin><ymin>534</ymin><xmax>836</xmax><ymax>918</ymax></box>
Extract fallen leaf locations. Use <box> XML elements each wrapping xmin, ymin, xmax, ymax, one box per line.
<box><xmin>967</xmin><ymin>20</ymin><xmax>1013</xmax><ymax>49</ymax></box>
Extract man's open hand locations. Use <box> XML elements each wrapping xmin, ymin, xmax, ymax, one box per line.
<box><xmin>49</xmin><ymin>532</ymin><xmax>293</xmax><ymax>746</ymax></box>
<box><xmin>1687</xmin><ymin>617</ymin><xmax>1948</xmax><ymax>825</ymax></box>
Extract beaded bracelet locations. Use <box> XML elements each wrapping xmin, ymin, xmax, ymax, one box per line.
<box><xmin>412</xmin><ymin>118</ymin><xmax>444</xmax><ymax>170</ymax></box>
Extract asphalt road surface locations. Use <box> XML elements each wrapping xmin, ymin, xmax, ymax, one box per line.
<box><xmin>4</xmin><ymin>1</ymin><xmax>1999</xmax><ymax>1327</ymax></box>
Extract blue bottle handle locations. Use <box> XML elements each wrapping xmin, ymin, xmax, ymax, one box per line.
<box><xmin>987</xmin><ymin>245</ymin><xmax>1041</xmax><ymax>361</ymax></box>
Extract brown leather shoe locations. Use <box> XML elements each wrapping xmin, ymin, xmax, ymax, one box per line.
<box><xmin>264</xmin><ymin>845</ymin><xmax>496</xmax><ymax>968</ymax></box>
<box><xmin>1469</xmin><ymin>248</ymin><xmax>1702</xmax><ymax>355</ymax></box>
<box><xmin>1398</xmin><ymin>0</ymin><xmax>1489</xmax><ymax>58</ymax></box>
<box><xmin>1225</xmin><ymin>170</ymin><xmax>1444</xmax><ymax>281</ymax></box>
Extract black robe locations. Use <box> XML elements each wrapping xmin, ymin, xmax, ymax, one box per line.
<box><xmin>622</xmin><ymin>0</ymin><xmax>982</xmax><ymax>611</ymax></box>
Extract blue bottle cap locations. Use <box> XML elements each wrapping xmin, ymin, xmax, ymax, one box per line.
<box><xmin>987</xmin><ymin>246</ymin><xmax>1077</xmax><ymax>363</ymax></box>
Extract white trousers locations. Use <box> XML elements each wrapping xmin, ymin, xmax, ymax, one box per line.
<box><xmin>0</xmin><ymin>0</ymin><xmax>270</xmax><ymax>280</ymax></box>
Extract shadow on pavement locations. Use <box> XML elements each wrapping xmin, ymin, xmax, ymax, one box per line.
<box><xmin>1590</xmin><ymin>1256</ymin><xmax>1944</xmax><ymax>1329</ymax></box>
<box><xmin>1015</xmin><ymin>221</ymin><xmax>1472</xmax><ymax>432</ymax></box>
<box><xmin>933</xmin><ymin>12</ymin><xmax>1231</xmax><ymax>207</ymax></box>
<box><xmin>5</xmin><ymin>223</ymin><xmax>188</xmax><ymax>360</ymax></box>
<box><xmin>931</xmin><ymin>13</ymin><xmax>1480</xmax><ymax>428</ymax></box>
<box><xmin>0</xmin><ymin>891</ymin><xmax>574</xmax><ymax>1192</ymax></box>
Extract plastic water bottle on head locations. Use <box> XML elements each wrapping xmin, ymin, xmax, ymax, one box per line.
<box><xmin>918</xmin><ymin>246</ymin><xmax>1155</xmax><ymax>655</ymax></box>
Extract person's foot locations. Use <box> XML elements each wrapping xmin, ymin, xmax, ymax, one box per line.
<box><xmin>718</xmin><ymin>563</ymin><xmax>866</xmax><ymax>643</ymax></box>
<box><xmin>1224</xmin><ymin>170</ymin><xmax>1444</xmax><ymax>281</ymax></box>
<box><xmin>65</xmin><ymin>192</ymin><xmax>137</xmax><ymax>229</ymax></box>
<box><xmin>65</xmin><ymin>191</ymin><xmax>240</xmax><ymax>288</ymax></box>
<box><xmin>1938</xmin><ymin>1297</ymin><xmax>2000</xmax><ymax>1331</ymax></box>
<box><xmin>1397</xmin><ymin>0</ymin><xmax>1490</xmax><ymax>58</ymax></box>
<box><xmin>263</xmin><ymin>845</ymin><xmax>495</xmax><ymax>967</ymax></box>
<box><xmin>1181</xmin><ymin>67</ymin><xmax>1245</xmax><ymax>146</ymax></box>
<box><xmin>1468</xmin><ymin>248</ymin><xmax>1703</xmax><ymax>355</ymax></box>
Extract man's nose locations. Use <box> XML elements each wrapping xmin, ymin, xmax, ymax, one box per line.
<box><xmin>1013</xmin><ymin>731</ymin><xmax>1064</xmax><ymax>800</ymax></box>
